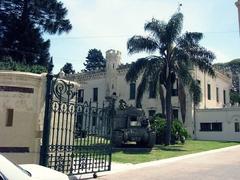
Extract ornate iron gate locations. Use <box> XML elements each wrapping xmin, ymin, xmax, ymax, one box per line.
<box><xmin>40</xmin><ymin>61</ymin><xmax>113</xmax><ymax>176</ymax></box>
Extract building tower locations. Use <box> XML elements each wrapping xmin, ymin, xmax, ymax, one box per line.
<box><xmin>105</xmin><ymin>49</ymin><xmax>121</xmax><ymax>97</ymax></box>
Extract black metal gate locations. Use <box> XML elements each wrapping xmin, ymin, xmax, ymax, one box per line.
<box><xmin>40</xmin><ymin>61</ymin><xmax>113</xmax><ymax>176</ymax></box>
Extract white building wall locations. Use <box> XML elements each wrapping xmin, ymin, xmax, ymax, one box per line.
<box><xmin>82</xmin><ymin>78</ymin><xmax>106</xmax><ymax>104</ymax></box>
<box><xmin>196</xmin><ymin>107</ymin><xmax>240</xmax><ymax>141</ymax></box>
<box><xmin>193</xmin><ymin>68</ymin><xmax>231</xmax><ymax>109</ymax></box>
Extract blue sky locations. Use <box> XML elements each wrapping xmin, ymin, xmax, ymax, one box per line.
<box><xmin>45</xmin><ymin>0</ymin><xmax>240</xmax><ymax>73</ymax></box>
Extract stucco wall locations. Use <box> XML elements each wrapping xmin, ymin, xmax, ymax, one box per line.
<box><xmin>0</xmin><ymin>71</ymin><xmax>46</xmax><ymax>164</ymax></box>
<box><xmin>196</xmin><ymin>106</ymin><xmax>240</xmax><ymax>141</ymax></box>
<box><xmin>193</xmin><ymin>68</ymin><xmax>231</xmax><ymax>109</ymax></box>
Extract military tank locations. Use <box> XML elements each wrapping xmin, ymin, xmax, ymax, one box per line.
<box><xmin>112</xmin><ymin>106</ymin><xmax>156</xmax><ymax>148</ymax></box>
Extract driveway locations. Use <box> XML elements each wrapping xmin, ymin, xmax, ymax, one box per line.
<box><xmin>91</xmin><ymin>145</ymin><xmax>240</xmax><ymax>180</ymax></box>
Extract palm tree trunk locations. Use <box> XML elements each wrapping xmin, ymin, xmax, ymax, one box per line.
<box><xmin>178</xmin><ymin>80</ymin><xmax>186</xmax><ymax>123</ymax></box>
<box><xmin>159</xmin><ymin>85</ymin><xmax>165</xmax><ymax>117</ymax></box>
<box><xmin>165</xmin><ymin>78</ymin><xmax>172</xmax><ymax>145</ymax></box>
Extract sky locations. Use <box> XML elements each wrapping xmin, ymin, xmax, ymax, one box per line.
<box><xmin>44</xmin><ymin>0</ymin><xmax>240</xmax><ymax>73</ymax></box>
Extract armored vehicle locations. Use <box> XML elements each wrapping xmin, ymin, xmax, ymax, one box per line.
<box><xmin>112</xmin><ymin>106</ymin><xmax>156</xmax><ymax>148</ymax></box>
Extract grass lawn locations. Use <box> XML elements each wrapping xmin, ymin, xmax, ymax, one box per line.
<box><xmin>112</xmin><ymin>140</ymin><xmax>240</xmax><ymax>164</ymax></box>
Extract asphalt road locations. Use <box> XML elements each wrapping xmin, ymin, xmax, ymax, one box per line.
<box><xmin>96</xmin><ymin>145</ymin><xmax>240</xmax><ymax>180</ymax></box>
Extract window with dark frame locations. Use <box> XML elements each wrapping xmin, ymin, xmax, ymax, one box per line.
<box><xmin>223</xmin><ymin>90</ymin><xmax>226</xmax><ymax>104</ymax></box>
<box><xmin>200</xmin><ymin>123</ymin><xmax>211</xmax><ymax>131</ymax></box>
<box><xmin>216</xmin><ymin>87</ymin><xmax>219</xmax><ymax>102</ymax></box>
<box><xmin>172</xmin><ymin>79</ymin><xmax>178</xmax><ymax>96</ymax></box>
<box><xmin>235</xmin><ymin>122</ymin><xmax>240</xmax><ymax>132</ymax></box>
<box><xmin>148</xmin><ymin>110</ymin><xmax>156</xmax><ymax>118</ymax></box>
<box><xmin>212</xmin><ymin>122</ymin><xmax>222</xmax><ymax>131</ymax></box>
<box><xmin>93</xmin><ymin>88</ymin><xmax>98</xmax><ymax>102</ymax></box>
<box><xmin>6</xmin><ymin>109</ymin><xmax>14</xmax><ymax>127</ymax></box>
<box><xmin>149</xmin><ymin>81</ymin><xmax>156</xmax><ymax>98</ymax></box>
<box><xmin>207</xmin><ymin>84</ymin><xmax>211</xmax><ymax>100</ymax></box>
<box><xmin>172</xmin><ymin>109</ymin><xmax>179</xmax><ymax>119</ymax></box>
<box><xmin>78</xmin><ymin>89</ymin><xmax>84</xmax><ymax>103</ymax></box>
<box><xmin>197</xmin><ymin>80</ymin><xmax>202</xmax><ymax>101</ymax></box>
<box><xmin>200</xmin><ymin>122</ymin><xmax>222</xmax><ymax>132</ymax></box>
<box><xmin>129</xmin><ymin>82</ymin><xmax>136</xmax><ymax>100</ymax></box>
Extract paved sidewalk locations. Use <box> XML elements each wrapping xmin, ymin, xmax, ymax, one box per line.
<box><xmin>78</xmin><ymin>145</ymin><xmax>240</xmax><ymax>180</ymax></box>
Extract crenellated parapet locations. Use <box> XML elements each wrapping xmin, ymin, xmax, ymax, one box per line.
<box><xmin>65</xmin><ymin>71</ymin><xmax>106</xmax><ymax>83</ymax></box>
<box><xmin>75</xmin><ymin>71</ymin><xmax>106</xmax><ymax>82</ymax></box>
<box><xmin>106</xmin><ymin>49</ymin><xmax>121</xmax><ymax>62</ymax></box>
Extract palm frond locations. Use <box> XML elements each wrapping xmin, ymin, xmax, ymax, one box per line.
<box><xmin>176</xmin><ymin>64</ymin><xmax>201</xmax><ymax>105</ymax></box>
<box><xmin>189</xmin><ymin>79</ymin><xmax>201</xmax><ymax>105</ymax></box>
<box><xmin>178</xmin><ymin>32</ymin><xmax>203</xmax><ymax>47</ymax></box>
<box><xmin>188</xmin><ymin>46</ymin><xmax>215</xmax><ymax>77</ymax></box>
<box><xmin>165</xmin><ymin>13</ymin><xmax>183</xmax><ymax>44</ymax></box>
<box><xmin>127</xmin><ymin>35</ymin><xmax>158</xmax><ymax>54</ymax></box>
<box><xmin>172</xmin><ymin>48</ymin><xmax>190</xmax><ymax>65</ymax></box>
<box><xmin>144</xmin><ymin>18</ymin><xmax>166</xmax><ymax>43</ymax></box>
<box><xmin>125</xmin><ymin>58</ymin><xmax>148</xmax><ymax>82</ymax></box>
<box><xmin>178</xmin><ymin>79</ymin><xmax>186</xmax><ymax>123</ymax></box>
<box><xmin>177</xmin><ymin>32</ymin><xmax>215</xmax><ymax>77</ymax></box>
<box><xmin>175</xmin><ymin>62</ymin><xmax>193</xmax><ymax>85</ymax></box>
<box><xmin>136</xmin><ymin>72</ymin><xmax>148</xmax><ymax>108</ymax></box>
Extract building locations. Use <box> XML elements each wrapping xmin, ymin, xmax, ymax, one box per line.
<box><xmin>65</xmin><ymin>49</ymin><xmax>232</xmax><ymax>137</ymax></box>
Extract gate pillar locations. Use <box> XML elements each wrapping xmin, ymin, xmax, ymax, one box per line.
<box><xmin>39</xmin><ymin>58</ymin><xmax>54</xmax><ymax>166</ymax></box>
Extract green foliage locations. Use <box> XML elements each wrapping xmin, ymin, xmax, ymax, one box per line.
<box><xmin>0</xmin><ymin>60</ymin><xmax>47</xmax><ymax>74</ymax></box>
<box><xmin>214</xmin><ymin>58</ymin><xmax>240</xmax><ymax>92</ymax></box>
<box><xmin>0</xmin><ymin>20</ymin><xmax>51</xmax><ymax>66</ymax></box>
<box><xmin>62</xmin><ymin>63</ymin><xmax>75</xmax><ymax>74</ymax></box>
<box><xmin>83</xmin><ymin>49</ymin><xmax>106</xmax><ymax>72</ymax></box>
<box><xmin>230</xmin><ymin>90</ymin><xmax>240</xmax><ymax>104</ymax></box>
<box><xmin>0</xmin><ymin>0</ymin><xmax>72</xmax><ymax>65</ymax></box>
<box><xmin>151</xmin><ymin>116</ymin><xmax>189</xmax><ymax>145</ymax></box>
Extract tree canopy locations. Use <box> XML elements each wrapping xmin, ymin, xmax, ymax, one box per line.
<box><xmin>230</xmin><ymin>90</ymin><xmax>240</xmax><ymax>104</ymax></box>
<box><xmin>0</xmin><ymin>0</ymin><xmax>72</xmax><ymax>67</ymax></box>
<box><xmin>126</xmin><ymin>13</ymin><xmax>215</xmax><ymax>145</ymax></box>
<box><xmin>62</xmin><ymin>62</ymin><xmax>75</xmax><ymax>74</ymax></box>
<box><xmin>214</xmin><ymin>58</ymin><xmax>240</xmax><ymax>92</ymax></box>
<box><xmin>83</xmin><ymin>49</ymin><xmax>106</xmax><ymax>72</ymax></box>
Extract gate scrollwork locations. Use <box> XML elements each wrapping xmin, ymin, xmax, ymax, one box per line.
<box><xmin>52</xmin><ymin>79</ymin><xmax>76</xmax><ymax>102</ymax></box>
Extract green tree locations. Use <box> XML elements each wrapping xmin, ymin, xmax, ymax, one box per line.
<box><xmin>83</xmin><ymin>49</ymin><xmax>106</xmax><ymax>72</ymax></box>
<box><xmin>214</xmin><ymin>58</ymin><xmax>240</xmax><ymax>93</ymax></box>
<box><xmin>230</xmin><ymin>90</ymin><xmax>240</xmax><ymax>104</ymax></box>
<box><xmin>62</xmin><ymin>62</ymin><xmax>75</xmax><ymax>74</ymax></box>
<box><xmin>125</xmin><ymin>13</ymin><xmax>215</xmax><ymax>145</ymax></box>
<box><xmin>0</xmin><ymin>0</ymin><xmax>72</xmax><ymax>66</ymax></box>
<box><xmin>0</xmin><ymin>18</ymin><xmax>50</xmax><ymax>66</ymax></box>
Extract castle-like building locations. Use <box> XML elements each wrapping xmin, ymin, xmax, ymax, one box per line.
<box><xmin>65</xmin><ymin>49</ymin><xmax>232</xmax><ymax>136</ymax></box>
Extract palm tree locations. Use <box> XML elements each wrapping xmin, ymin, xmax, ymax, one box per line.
<box><xmin>125</xmin><ymin>13</ymin><xmax>215</xmax><ymax>145</ymax></box>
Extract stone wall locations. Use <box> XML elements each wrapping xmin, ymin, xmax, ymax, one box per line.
<box><xmin>0</xmin><ymin>71</ymin><xmax>46</xmax><ymax>164</ymax></box>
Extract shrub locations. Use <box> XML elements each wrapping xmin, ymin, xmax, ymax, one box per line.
<box><xmin>0</xmin><ymin>60</ymin><xmax>47</xmax><ymax>74</ymax></box>
<box><xmin>151</xmin><ymin>115</ymin><xmax>189</xmax><ymax>145</ymax></box>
